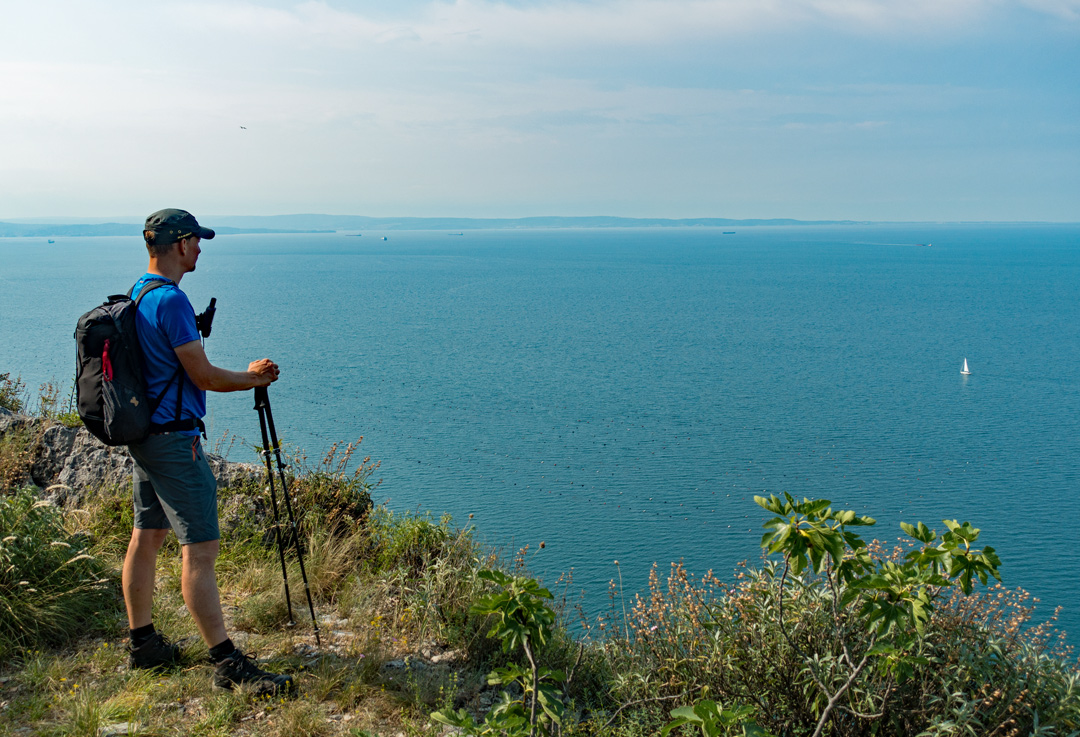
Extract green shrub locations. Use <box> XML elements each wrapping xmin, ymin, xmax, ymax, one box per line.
<box><xmin>0</xmin><ymin>372</ymin><xmax>26</xmax><ymax>413</ymax></box>
<box><xmin>434</xmin><ymin>570</ymin><xmax>567</xmax><ymax>736</ymax></box>
<box><xmin>280</xmin><ymin>439</ymin><xmax>378</xmax><ymax>537</ymax></box>
<box><xmin>0</xmin><ymin>488</ymin><xmax>119</xmax><ymax>655</ymax></box>
<box><xmin>600</xmin><ymin>497</ymin><xmax>1080</xmax><ymax>737</ymax></box>
<box><xmin>211</xmin><ymin>438</ymin><xmax>377</xmax><ymax>562</ymax></box>
<box><xmin>369</xmin><ymin>508</ymin><xmax>455</xmax><ymax>576</ymax></box>
<box><xmin>366</xmin><ymin>508</ymin><xmax>497</xmax><ymax>651</ymax></box>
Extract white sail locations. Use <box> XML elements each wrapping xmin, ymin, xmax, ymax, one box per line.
<box><xmin>961</xmin><ymin>358</ymin><xmax>971</xmax><ymax>375</ymax></box>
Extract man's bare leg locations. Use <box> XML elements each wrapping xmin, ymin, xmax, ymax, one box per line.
<box><xmin>181</xmin><ymin>539</ymin><xmax>228</xmax><ymax>647</ymax></box>
<box><xmin>182</xmin><ymin>540</ymin><xmax>295</xmax><ymax>694</ymax></box>
<box><xmin>122</xmin><ymin>528</ymin><xmax>169</xmax><ymax>629</ymax></box>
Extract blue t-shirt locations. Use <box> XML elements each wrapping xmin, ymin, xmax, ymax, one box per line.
<box><xmin>131</xmin><ymin>274</ymin><xmax>206</xmax><ymax>434</ymax></box>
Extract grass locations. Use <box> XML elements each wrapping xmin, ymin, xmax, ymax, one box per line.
<box><xmin>0</xmin><ymin>373</ymin><xmax>81</xmax><ymax>428</ymax></box>
<box><xmin>0</xmin><ymin>489</ymin><xmax>117</xmax><ymax>658</ymax></box>
<box><xmin>0</xmin><ymin>424</ymin><xmax>39</xmax><ymax>492</ymax></box>
<box><xmin>2</xmin><ymin>380</ymin><xmax>1079</xmax><ymax>736</ymax></box>
<box><xmin>0</xmin><ymin>418</ymin><xmax>528</xmax><ymax>736</ymax></box>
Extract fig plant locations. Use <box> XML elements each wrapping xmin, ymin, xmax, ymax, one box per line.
<box><xmin>433</xmin><ymin>569</ymin><xmax>565</xmax><ymax>737</ymax></box>
<box><xmin>666</xmin><ymin>494</ymin><xmax>1002</xmax><ymax>737</ymax></box>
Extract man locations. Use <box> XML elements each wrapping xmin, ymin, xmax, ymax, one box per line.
<box><xmin>123</xmin><ymin>208</ymin><xmax>294</xmax><ymax>696</ymax></box>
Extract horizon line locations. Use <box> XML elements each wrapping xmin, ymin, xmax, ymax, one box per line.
<box><xmin>3</xmin><ymin>214</ymin><xmax>1079</xmax><ymax>226</ymax></box>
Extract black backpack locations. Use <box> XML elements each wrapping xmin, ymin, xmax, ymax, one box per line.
<box><xmin>74</xmin><ymin>280</ymin><xmax>183</xmax><ymax>446</ymax></box>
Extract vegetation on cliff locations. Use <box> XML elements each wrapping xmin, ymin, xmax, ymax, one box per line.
<box><xmin>0</xmin><ymin>373</ymin><xmax>1077</xmax><ymax>736</ymax></box>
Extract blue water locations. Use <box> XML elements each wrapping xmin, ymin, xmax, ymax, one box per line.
<box><xmin>3</xmin><ymin>225</ymin><xmax>1079</xmax><ymax>635</ymax></box>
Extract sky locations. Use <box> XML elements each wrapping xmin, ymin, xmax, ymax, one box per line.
<box><xmin>1</xmin><ymin>0</ymin><xmax>1078</xmax><ymax>221</ymax></box>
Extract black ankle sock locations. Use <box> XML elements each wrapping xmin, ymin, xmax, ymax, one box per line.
<box><xmin>209</xmin><ymin>638</ymin><xmax>237</xmax><ymax>662</ymax></box>
<box><xmin>130</xmin><ymin>623</ymin><xmax>156</xmax><ymax>648</ymax></box>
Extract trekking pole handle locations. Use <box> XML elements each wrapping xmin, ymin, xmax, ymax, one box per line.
<box><xmin>254</xmin><ymin>384</ymin><xmax>269</xmax><ymax>409</ymax></box>
<box><xmin>196</xmin><ymin>298</ymin><xmax>216</xmax><ymax>338</ymax></box>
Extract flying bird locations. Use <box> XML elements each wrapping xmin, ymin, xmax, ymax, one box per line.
<box><xmin>240</xmin><ymin>125</ymin><xmax>247</xmax><ymax>129</ymax></box>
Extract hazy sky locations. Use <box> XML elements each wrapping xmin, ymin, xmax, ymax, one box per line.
<box><xmin>2</xmin><ymin>0</ymin><xmax>1078</xmax><ymax>220</ymax></box>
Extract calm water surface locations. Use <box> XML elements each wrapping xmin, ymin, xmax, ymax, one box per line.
<box><xmin>2</xmin><ymin>225</ymin><xmax>1078</xmax><ymax>634</ymax></box>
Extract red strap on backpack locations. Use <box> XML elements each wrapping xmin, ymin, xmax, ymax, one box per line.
<box><xmin>102</xmin><ymin>339</ymin><xmax>113</xmax><ymax>381</ymax></box>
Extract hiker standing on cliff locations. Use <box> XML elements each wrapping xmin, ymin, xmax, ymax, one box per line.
<box><xmin>123</xmin><ymin>209</ymin><xmax>295</xmax><ymax>696</ymax></box>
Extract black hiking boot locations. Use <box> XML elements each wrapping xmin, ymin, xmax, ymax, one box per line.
<box><xmin>128</xmin><ymin>632</ymin><xmax>183</xmax><ymax>671</ymax></box>
<box><xmin>213</xmin><ymin>650</ymin><xmax>296</xmax><ymax>697</ymax></box>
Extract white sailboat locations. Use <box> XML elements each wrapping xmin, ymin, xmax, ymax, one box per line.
<box><xmin>961</xmin><ymin>358</ymin><xmax>971</xmax><ymax>375</ymax></box>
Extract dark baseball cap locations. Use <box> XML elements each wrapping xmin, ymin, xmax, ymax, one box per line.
<box><xmin>144</xmin><ymin>209</ymin><xmax>215</xmax><ymax>243</ymax></box>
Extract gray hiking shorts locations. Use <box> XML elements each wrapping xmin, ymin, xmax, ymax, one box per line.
<box><xmin>128</xmin><ymin>432</ymin><xmax>219</xmax><ymax>545</ymax></box>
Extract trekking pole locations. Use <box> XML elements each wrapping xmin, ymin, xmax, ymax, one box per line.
<box><xmin>254</xmin><ymin>389</ymin><xmax>296</xmax><ymax>629</ymax></box>
<box><xmin>254</xmin><ymin>386</ymin><xmax>322</xmax><ymax>647</ymax></box>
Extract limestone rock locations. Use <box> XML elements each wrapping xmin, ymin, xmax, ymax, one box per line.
<box><xmin>0</xmin><ymin>406</ymin><xmax>30</xmax><ymax>435</ymax></box>
<box><xmin>37</xmin><ymin>423</ymin><xmax>135</xmax><ymax>501</ymax></box>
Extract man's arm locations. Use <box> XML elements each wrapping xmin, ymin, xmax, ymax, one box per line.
<box><xmin>174</xmin><ymin>340</ymin><xmax>279</xmax><ymax>392</ymax></box>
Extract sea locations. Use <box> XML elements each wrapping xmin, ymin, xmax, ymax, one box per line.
<box><xmin>2</xmin><ymin>224</ymin><xmax>1079</xmax><ymax>637</ymax></box>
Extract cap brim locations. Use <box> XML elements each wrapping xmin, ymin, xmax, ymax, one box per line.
<box><xmin>198</xmin><ymin>227</ymin><xmax>215</xmax><ymax>240</ymax></box>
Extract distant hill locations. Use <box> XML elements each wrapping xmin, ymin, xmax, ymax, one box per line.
<box><xmin>211</xmin><ymin>214</ymin><xmax>863</xmax><ymax>231</ymax></box>
<box><xmin>0</xmin><ymin>222</ymin><xmax>333</xmax><ymax>238</ymax></box>
<box><xmin>0</xmin><ymin>222</ymin><xmax>141</xmax><ymax>237</ymax></box>
<box><xmin>2</xmin><ymin>215</ymin><xmax>864</xmax><ymax>237</ymax></box>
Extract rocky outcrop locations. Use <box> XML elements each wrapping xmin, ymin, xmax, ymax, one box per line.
<box><xmin>0</xmin><ymin>407</ymin><xmax>260</xmax><ymax>505</ymax></box>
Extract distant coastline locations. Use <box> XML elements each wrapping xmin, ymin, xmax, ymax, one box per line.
<box><xmin>0</xmin><ymin>222</ymin><xmax>335</xmax><ymax>238</ymax></box>
<box><xmin>1</xmin><ymin>215</ymin><xmax>1074</xmax><ymax>238</ymax></box>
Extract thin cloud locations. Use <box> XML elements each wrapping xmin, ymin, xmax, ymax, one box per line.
<box><xmin>175</xmin><ymin>0</ymin><xmax>1079</xmax><ymax>50</ymax></box>
<box><xmin>1019</xmin><ymin>0</ymin><xmax>1080</xmax><ymax>19</ymax></box>
<box><xmin>170</xmin><ymin>2</ymin><xmax>387</xmax><ymax>41</ymax></box>
<box><xmin>2</xmin><ymin>1</ymin><xmax>1075</xmax><ymax>219</ymax></box>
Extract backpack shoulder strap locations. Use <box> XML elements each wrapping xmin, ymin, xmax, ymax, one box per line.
<box><xmin>149</xmin><ymin>365</ymin><xmax>185</xmax><ymax>416</ymax></box>
<box><xmin>128</xmin><ymin>278</ymin><xmax>171</xmax><ymax>305</ymax></box>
